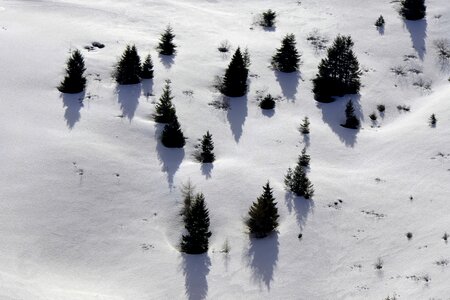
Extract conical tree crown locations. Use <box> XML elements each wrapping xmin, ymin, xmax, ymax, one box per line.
<box><xmin>272</xmin><ymin>34</ymin><xmax>300</xmax><ymax>73</ymax></box>
<box><xmin>115</xmin><ymin>45</ymin><xmax>142</xmax><ymax>85</ymax></box>
<box><xmin>246</xmin><ymin>182</ymin><xmax>279</xmax><ymax>238</ymax></box>
<box><xmin>181</xmin><ymin>193</ymin><xmax>212</xmax><ymax>254</ymax></box>
<box><xmin>161</xmin><ymin>116</ymin><xmax>186</xmax><ymax>148</ymax></box>
<box><xmin>154</xmin><ymin>81</ymin><xmax>176</xmax><ymax>123</ymax></box>
<box><xmin>401</xmin><ymin>0</ymin><xmax>426</xmax><ymax>20</ymax></box>
<box><xmin>58</xmin><ymin>49</ymin><xmax>86</xmax><ymax>93</ymax></box>
<box><xmin>141</xmin><ymin>54</ymin><xmax>154</xmax><ymax>79</ymax></box>
<box><xmin>221</xmin><ymin>47</ymin><xmax>249</xmax><ymax>97</ymax></box>
<box><xmin>200</xmin><ymin>131</ymin><xmax>215</xmax><ymax>163</ymax></box>
<box><xmin>299</xmin><ymin>147</ymin><xmax>310</xmax><ymax>168</ymax></box>
<box><xmin>157</xmin><ymin>25</ymin><xmax>177</xmax><ymax>55</ymax></box>
<box><xmin>285</xmin><ymin>158</ymin><xmax>314</xmax><ymax>199</ymax></box>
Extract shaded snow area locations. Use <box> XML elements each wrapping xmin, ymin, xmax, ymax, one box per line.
<box><xmin>1</xmin><ymin>0</ymin><xmax>450</xmax><ymax>299</ymax></box>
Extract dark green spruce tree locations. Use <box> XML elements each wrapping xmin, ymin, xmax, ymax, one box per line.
<box><xmin>341</xmin><ymin>100</ymin><xmax>360</xmax><ymax>129</ymax></box>
<box><xmin>115</xmin><ymin>45</ymin><xmax>142</xmax><ymax>85</ymax></box>
<box><xmin>161</xmin><ymin>116</ymin><xmax>186</xmax><ymax>148</ymax></box>
<box><xmin>312</xmin><ymin>35</ymin><xmax>361</xmax><ymax>102</ymax></box>
<box><xmin>199</xmin><ymin>131</ymin><xmax>215</xmax><ymax>163</ymax></box>
<box><xmin>140</xmin><ymin>54</ymin><xmax>154</xmax><ymax>79</ymax></box>
<box><xmin>58</xmin><ymin>49</ymin><xmax>86</xmax><ymax>93</ymax></box>
<box><xmin>181</xmin><ymin>193</ymin><xmax>212</xmax><ymax>254</ymax></box>
<box><xmin>272</xmin><ymin>34</ymin><xmax>301</xmax><ymax>73</ymax></box>
<box><xmin>285</xmin><ymin>156</ymin><xmax>314</xmax><ymax>199</ymax></box>
<box><xmin>157</xmin><ymin>25</ymin><xmax>177</xmax><ymax>55</ymax></box>
<box><xmin>221</xmin><ymin>47</ymin><xmax>249</xmax><ymax>97</ymax></box>
<box><xmin>401</xmin><ymin>0</ymin><xmax>426</xmax><ymax>20</ymax></box>
<box><xmin>154</xmin><ymin>80</ymin><xmax>176</xmax><ymax>123</ymax></box>
<box><xmin>246</xmin><ymin>182</ymin><xmax>279</xmax><ymax>238</ymax></box>
<box><xmin>299</xmin><ymin>147</ymin><xmax>310</xmax><ymax>168</ymax></box>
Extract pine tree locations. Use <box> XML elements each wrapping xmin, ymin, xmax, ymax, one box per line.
<box><xmin>246</xmin><ymin>182</ymin><xmax>279</xmax><ymax>238</ymax></box>
<box><xmin>260</xmin><ymin>9</ymin><xmax>277</xmax><ymax>27</ymax></box>
<box><xmin>157</xmin><ymin>25</ymin><xmax>177</xmax><ymax>55</ymax></box>
<box><xmin>299</xmin><ymin>147</ymin><xmax>310</xmax><ymax>168</ymax></box>
<box><xmin>342</xmin><ymin>100</ymin><xmax>360</xmax><ymax>129</ymax></box>
<box><xmin>299</xmin><ymin>116</ymin><xmax>310</xmax><ymax>134</ymax></box>
<box><xmin>221</xmin><ymin>47</ymin><xmax>249</xmax><ymax>97</ymax></box>
<box><xmin>161</xmin><ymin>116</ymin><xmax>186</xmax><ymax>148</ymax></box>
<box><xmin>429</xmin><ymin>113</ymin><xmax>437</xmax><ymax>127</ymax></box>
<box><xmin>401</xmin><ymin>0</ymin><xmax>426</xmax><ymax>20</ymax></box>
<box><xmin>284</xmin><ymin>157</ymin><xmax>314</xmax><ymax>199</ymax></box>
<box><xmin>154</xmin><ymin>80</ymin><xmax>176</xmax><ymax>123</ymax></box>
<box><xmin>115</xmin><ymin>45</ymin><xmax>142</xmax><ymax>85</ymax></box>
<box><xmin>375</xmin><ymin>15</ymin><xmax>385</xmax><ymax>27</ymax></box>
<box><xmin>58</xmin><ymin>49</ymin><xmax>86</xmax><ymax>94</ymax></box>
<box><xmin>312</xmin><ymin>35</ymin><xmax>361</xmax><ymax>102</ymax></box>
<box><xmin>181</xmin><ymin>193</ymin><xmax>212</xmax><ymax>254</ymax></box>
<box><xmin>140</xmin><ymin>54</ymin><xmax>154</xmax><ymax>79</ymax></box>
<box><xmin>259</xmin><ymin>94</ymin><xmax>276</xmax><ymax>109</ymax></box>
<box><xmin>199</xmin><ymin>131</ymin><xmax>215</xmax><ymax>163</ymax></box>
<box><xmin>271</xmin><ymin>34</ymin><xmax>301</xmax><ymax>73</ymax></box>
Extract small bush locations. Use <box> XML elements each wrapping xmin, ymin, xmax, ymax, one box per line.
<box><xmin>397</xmin><ymin>105</ymin><xmax>410</xmax><ymax>112</ymax></box>
<box><xmin>429</xmin><ymin>114</ymin><xmax>437</xmax><ymax>127</ymax></box>
<box><xmin>369</xmin><ymin>112</ymin><xmax>377</xmax><ymax>121</ymax></box>
<box><xmin>299</xmin><ymin>116</ymin><xmax>310</xmax><ymax>134</ymax></box>
<box><xmin>377</xmin><ymin>104</ymin><xmax>386</xmax><ymax>113</ymax></box>
<box><xmin>374</xmin><ymin>257</ymin><xmax>383</xmax><ymax>269</ymax></box>
<box><xmin>259</xmin><ymin>94</ymin><xmax>276</xmax><ymax>109</ymax></box>
<box><xmin>218</xmin><ymin>40</ymin><xmax>231</xmax><ymax>53</ymax></box>
<box><xmin>406</xmin><ymin>232</ymin><xmax>413</xmax><ymax>240</ymax></box>
<box><xmin>443</xmin><ymin>232</ymin><xmax>449</xmax><ymax>242</ymax></box>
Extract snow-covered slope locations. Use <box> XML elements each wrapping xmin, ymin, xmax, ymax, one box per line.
<box><xmin>1</xmin><ymin>0</ymin><xmax>449</xmax><ymax>299</ymax></box>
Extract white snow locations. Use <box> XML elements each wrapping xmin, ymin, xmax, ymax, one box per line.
<box><xmin>1</xmin><ymin>0</ymin><xmax>449</xmax><ymax>299</ymax></box>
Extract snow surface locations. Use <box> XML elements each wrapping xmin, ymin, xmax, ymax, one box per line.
<box><xmin>1</xmin><ymin>0</ymin><xmax>450</xmax><ymax>299</ymax></box>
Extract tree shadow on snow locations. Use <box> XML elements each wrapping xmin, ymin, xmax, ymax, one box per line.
<box><xmin>116</xmin><ymin>83</ymin><xmax>141</xmax><ymax>121</ymax></box>
<box><xmin>159</xmin><ymin>54</ymin><xmax>175</xmax><ymax>69</ymax></box>
<box><xmin>201</xmin><ymin>163</ymin><xmax>213</xmax><ymax>179</ymax></box>
<box><xmin>61</xmin><ymin>91</ymin><xmax>85</xmax><ymax>129</ymax></box>
<box><xmin>155</xmin><ymin>125</ymin><xmax>185</xmax><ymax>189</ymax></box>
<box><xmin>262</xmin><ymin>108</ymin><xmax>275</xmax><ymax>118</ymax></box>
<box><xmin>227</xmin><ymin>95</ymin><xmax>248</xmax><ymax>143</ymax></box>
<box><xmin>317</xmin><ymin>95</ymin><xmax>362</xmax><ymax>147</ymax></box>
<box><xmin>141</xmin><ymin>79</ymin><xmax>154</xmax><ymax>100</ymax></box>
<box><xmin>404</xmin><ymin>18</ymin><xmax>427</xmax><ymax>60</ymax></box>
<box><xmin>245</xmin><ymin>233</ymin><xmax>279</xmax><ymax>290</ymax></box>
<box><xmin>274</xmin><ymin>70</ymin><xmax>300</xmax><ymax>101</ymax></box>
<box><xmin>181</xmin><ymin>253</ymin><xmax>211</xmax><ymax>300</ymax></box>
<box><xmin>377</xmin><ymin>26</ymin><xmax>385</xmax><ymax>36</ymax></box>
<box><xmin>285</xmin><ymin>193</ymin><xmax>315</xmax><ymax>230</ymax></box>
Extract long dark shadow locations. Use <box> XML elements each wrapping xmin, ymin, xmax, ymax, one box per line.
<box><xmin>116</xmin><ymin>83</ymin><xmax>141</xmax><ymax>121</ymax></box>
<box><xmin>285</xmin><ymin>192</ymin><xmax>315</xmax><ymax>230</ymax></box>
<box><xmin>404</xmin><ymin>18</ymin><xmax>427</xmax><ymax>60</ymax></box>
<box><xmin>182</xmin><ymin>253</ymin><xmax>211</xmax><ymax>300</ymax></box>
<box><xmin>159</xmin><ymin>54</ymin><xmax>175</xmax><ymax>69</ymax></box>
<box><xmin>226</xmin><ymin>95</ymin><xmax>248</xmax><ymax>143</ymax></box>
<box><xmin>274</xmin><ymin>70</ymin><xmax>299</xmax><ymax>101</ymax></box>
<box><xmin>61</xmin><ymin>91</ymin><xmax>85</xmax><ymax>129</ymax></box>
<box><xmin>141</xmin><ymin>79</ymin><xmax>154</xmax><ymax>100</ymax></box>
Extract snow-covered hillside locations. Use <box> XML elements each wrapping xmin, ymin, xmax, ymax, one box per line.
<box><xmin>1</xmin><ymin>0</ymin><xmax>449</xmax><ymax>299</ymax></box>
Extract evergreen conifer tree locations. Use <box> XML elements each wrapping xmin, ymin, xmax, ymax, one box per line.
<box><xmin>284</xmin><ymin>157</ymin><xmax>314</xmax><ymax>199</ymax></box>
<box><xmin>259</xmin><ymin>94</ymin><xmax>276</xmax><ymax>109</ymax></box>
<box><xmin>115</xmin><ymin>45</ymin><xmax>142</xmax><ymax>85</ymax></box>
<box><xmin>181</xmin><ymin>193</ymin><xmax>212</xmax><ymax>254</ymax></box>
<box><xmin>246</xmin><ymin>182</ymin><xmax>279</xmax><ymax>238</ymax></box>
<box><xmin>401</xmin><ymin>0</ymin><xmax>426</xmax><ymax>20</ymax></box>
<box><xmin>260</xmin><ymin>9</ymin><xmax>277</xmax><ymax>27</ymax></box>
<box><xmin>342</xmin><ymin>100</ymin><xmax>360</xmax><ymax>129</ymax></box>
<box><xmin>312</xmin><ymin>35</ymin><xmax>361</xmax><ymax>102</ymax></box>
<box><xmin>199</xmin><ymin>131</ymin><xmax>215</xmax><ymax>163</ymax></box>
<box><xmin>299</xmin><ymin>116</ymin><xmax>310</xmax><ymax>134</ymax></box>
<box><xmin>154</xmin><ymin>80</ymin><xmax>176</xmax><ymax>123</ymax></box>
<box><xmin>161</xmin><ymin>116</ymin><xmax>186</xmax><ymax>148</ymax></box>
<box><xmin>429</xmin><ymin>113</ymin><xmax>437</xmax><ymax>127</ymax></box>
<box><xmin>140</xmin><ymin>54</ymin><xmax>154</xmax><ymax>79</ymax></box>
<box><xmin>299</xmin><ymin>147</ymin><xmax>310</xmax><ymax>168</ymax></box>
<box><xmin>375</xmin><ymin>15</ymin><xmax>385</xmax><ymax>27</ymax></box>
<box><xmin>157</xmin><ymin>25</ymin><xmax>177</xmax><ymax>55</ymax></box>
<box><xmin>271</xmin><ymin>34</ymin><xmax>301</xmax><ymax>73</ymax></box>
<box><xmin>221</xmin><ymin>47</ymin><xmax>249</xmax><ymax>97</ymax></box>
<box><xmin>58</xmin><ymin>49</ymin><xmax>86</xmax><ymax>94</ymax></box>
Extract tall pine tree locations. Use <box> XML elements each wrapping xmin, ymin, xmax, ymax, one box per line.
<box><xmin>157</xmin><ymin>25</ymin><xmax>177</xmax><ymax>55</ymax></box>
<box><xmin>58</xmin><ymin>49</ymin><xmax>86</xmax><ymax>94</ymax></box>
<box><xmin>115</xmin><ymin>45</ymin><xmax>142</xmax><ymax>85</ymax></box>
<box><xmin>154</xmin><ymin>80</ymin><xmax>176</xmax><ymax>123</ymax></box>
<box><xmin>140</xmin><ymin>54</ymin><xmax>154</xmax><ymax>79</ymax></box>
<box><xmin>221</xmin><ymin>47</ymin><xmax>249</xmax><ymax>97</ymax></box>
<box><xmin>312</xmin><ymin>35</ymin><xmax>361</xmax><ymax>102</ymax></box>
<box><xmin>199</xmin><ymin>131</ymin><xmax>215</xmax><ymax>163</ymax></box>
<box><xmin>271</xmin><ymin>34</ymin><xmax>301</xmax><ymax>73</ymax></box>
<box><xmin>401</xmin><ymin>0</ymin><xmax>426</xmax><ymax>20</ymax></box>
<box><xmin>246</xmin><ymin>182</ymin><xmax>279</xmax><ymax>238</ymax></box>
<box><xmin>181</xmin><ymin>193</ymin><xmax>212</xmax><ymax>254</ymax></box>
